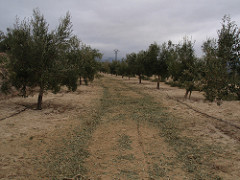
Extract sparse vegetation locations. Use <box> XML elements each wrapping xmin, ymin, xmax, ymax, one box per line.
<box><xmin>118</xmin><ymin>134</ymin><xmax>132</xmax><ymax>150</ymax></box>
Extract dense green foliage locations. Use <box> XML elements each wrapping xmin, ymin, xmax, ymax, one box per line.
<box><xmin>0</xmin><ymin>9</ymin><xmax>102</xmax><ymax>109</ymax></box>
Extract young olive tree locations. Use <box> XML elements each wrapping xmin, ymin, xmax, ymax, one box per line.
<box><xmin>202</xmin><ymin>15</ymin><xmax>240</xmax><ymax>104</ymax></box>
<box><xmin>108</xmin><ymin>60</ymin><xmax>119</xmax><ymax>76</ymax></box>
<box><xmin>118</xmin><ymin>59</ymin><xmax>128</xmax><ymax>78</ymax></box>
<box><xmin>0</xmin><ymin>30</ymin><xmax>5</xmax><ymax>51</ymax></box>
<box><xmin>145</xmin><ymin>43</ymin><xmax>159</xmax><ymax>79</ymax></box>
<box><xmin>177</xmin><ymin>37</ymin><xmax>197</xmax><ymax>99</ymax></box>
<box><xmin>126</xmin><ymin>52</ymin><xmax>137</xmax><ymax>79</ymax></box>
<box><xmin>145</xmin><ymin>43</ymin><xmax>160</xmax><ymax>88</ymax></box>
<box><xmin>79</xmin><ymin>45</ymin><xmax>102</xmax><ymax>85</ymax></box>
<box><xmin>3</xmin><ymin>9</ymin><xmax>78</xmax><ymax>109</ymax></box>
<box><xmin>218</xmin><ymin>15</ymin><xmax>240</xmax><ymax>100</ymax></box>
<box><xmin>5</xmin><ymin>18</ymin><xmax>34</xmax><ymax>97</ymax></box>
<box><xmin>135</xmin><ymin>50</ymin><xmax>146</xmax><ymax>84</ymax></box>
<box><xmin>202</xmin><ymin>38</ymin><xmax>226</xmax><ymax>103</ymax></box>
<box><xmin>0</xmin><ymin>53</ymin><xmax>10</xmax><ymax>93</ymax></box>
<box><xmin>167</xmin><ymin>42</ymin><xmax>181</xmax><ymax>82</ymax></box>
<box><xmin>153</xmin><ymin>42</ymin><xmax>170</xmax><ymax>89</ymax></box>
<box><xmin>63</xmin><ymin>36</ymin><xmax>102</xmax><ymax>87</ymax></box>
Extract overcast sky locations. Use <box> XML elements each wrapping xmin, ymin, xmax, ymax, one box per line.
<box><xmin>0</xmin><ymin>0</ymin><xmax>239</xmax><ymax>60</ymax></box>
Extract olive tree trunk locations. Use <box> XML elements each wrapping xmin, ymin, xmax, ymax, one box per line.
<box><xmin>37</xmin><ymin>87</ymin><xmax>44</xmax><ymax>110</ymax></box>
<box><xmin>157</xmin><ymin>75</ymin><xmax>160</xmax><ymax>89</ymax></box>
<box><xmin>139</xmin><ymin>75</ymin><xmax>142</xmax><ymax>84</ymax></box>
<box><xmin>79</xmin><ymin>76</ymin><xmax>82</xmax><ymax>85</ymax></box>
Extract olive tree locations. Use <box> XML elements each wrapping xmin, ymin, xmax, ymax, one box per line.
<box><xmin>177</xmin><ymin>37</ymin><xmax>197</xmax><ymax>99</ymax></box>
<box><xmin>218</xmin><ymin>15</ymin><xmax>240</xmax><ymax>100</ymax></box>
<box><xmin>79</xmin><ymin>45</ymin><xmax>102</xmax><ymax>85</ymax></box>
<box><xmin>202</xmin><ymin>15</ymin><xmax>240</xmax><ymax>103</ymax></box>
<box><xmin>3</xmin><ymin>9</ymin><xmax>77</xmax><ymax>109</ymax></box>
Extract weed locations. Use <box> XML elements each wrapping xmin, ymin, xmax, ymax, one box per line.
<box><xmin>118</xmin><ymin>170</ymin><xmax>139</xmax><ymax>179</ymax></box>
<box><xmin>148</xmin><ymin>164</ymin><xmax>166</xmax><ymax>178</ymax></box>
<box><xmin>117</xmin><ymin>154</ymin><xmax>135</xmax><ymax>161</ymax></box>
<box><xmin>118</xmin><ymin>134</ymin><xmax>132</xmax><ymax>150</ymax></box>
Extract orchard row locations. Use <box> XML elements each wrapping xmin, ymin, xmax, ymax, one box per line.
<box><xmin>101</xmin><ymin>15</ymin><xmax>240</xmax><ymax>104</ymax></box>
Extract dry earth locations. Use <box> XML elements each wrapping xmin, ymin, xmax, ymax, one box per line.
<box><xmin>0</xmin><ymin>82</ymin><xmax>103</xmax><ymax>179</ymax></box>
<box><xmin>0</xmin><ymin>74</ymin><xmax>240</xmax><ymax>179</ymax></box>
<box><xmin>117</xmin><ymin>75</ymin><xmax>240</xmax><ymax>179</ymax></box>
<box><xmin>85</xmin><ymin>77</ymin><xmax>186</xmax><ymax>179</ymax></box>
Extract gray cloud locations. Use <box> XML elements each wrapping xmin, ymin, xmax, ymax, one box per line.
<box><xmin>0</xmin><ymin>0</ymin><xmax>239</xmax><ymax>59</ymax></box>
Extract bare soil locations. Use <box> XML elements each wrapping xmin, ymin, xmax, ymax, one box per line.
<box><xmin>0</xmin><ymin>74</ymin><xmax>240</xmax><ymax>179</ymax></box>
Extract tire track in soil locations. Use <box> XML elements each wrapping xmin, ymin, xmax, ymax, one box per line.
<box><xmin>166</xmin><ymin>93</ymin><xmax>240</xmax><ymax>130</ymax></box>
<box><xmin>0</xmin><ymin>107</ymin><xmax>27</xmax><ymax>121</ymax></box>
<box><xmin>136</xmin><ymin>120</ymin><xmax>148</xmax><ymax>178</ymax></box>
<box><xmin>84</xmin><ymin>76</ymin><xmax>186</xmax><ymax>179</ymax></box>
<box><xmin>165</xmin><ymin>93</ymin><xmax>240</xmax><ymax>142</ymax></box>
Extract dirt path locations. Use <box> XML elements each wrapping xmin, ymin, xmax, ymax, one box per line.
<box><xmin>84</xmin><ymin>75</ymin><xmax>240</xmax><ymax>179</ymax></box>
<box><xmin>84</xmin><ymin>77</ymin><xmax>186</xmax><ymax>179</ymax></box>
<box><xmin>113</xmin><ymin>75</ymin><xmax>240</xmax><ymax>179</ymax></box>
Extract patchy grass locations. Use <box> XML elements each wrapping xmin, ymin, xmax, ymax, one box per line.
<box><xmin>6</xmin><ymin>75</ymin><xmax>236</xmax><ymax>179</ymax></box>
<box><xmin>148</xmin><ymin>163</ymin><xmax>166</xmax><ymax>178</ymax></box>
<box><xmin>43</xmin><ymin>124</ymin><xmax>92</xmax><ymax>179</ymax></box>
<box><xmin>118</xmin><ymin>170</ymin><xmax>139</xmax><ymax>179</ymax></box>
<box><xmin>39</xmin><ymin>79</ymin><xmax>110</xmax><ymax>179</ymax></box>
<box><xmin>113</xmin><ymin>79</ymin><xmax>225</xmax><ymax>179</ymax></box>
<box><xmin>118</xmin><ymin>134</ymin><xmax>132</xmax><ymax>150</ymax></box>
<box><xmin>117</xmin><ymin>154</ymin><xmax>135</xmax><ymax>161</ymax></box>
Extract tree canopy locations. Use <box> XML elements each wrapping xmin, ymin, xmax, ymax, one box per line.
<box><xmin>0</xmin><ymin>9</ymin><xmax>102</xmax><ymax>109</ymax></box>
